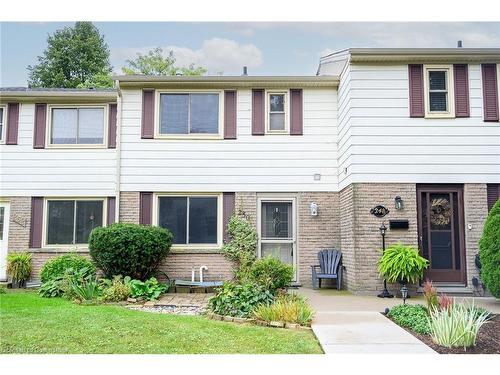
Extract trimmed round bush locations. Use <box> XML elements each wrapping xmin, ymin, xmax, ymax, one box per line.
<box><xmin>40</xmin><ymin>254</ymin><xmax>96</xmax><ymax>283</ymax></box>
<box><xmin>246</xmin><ymin>256</ymin><xmax>294</xmax><ymax>293</ymax></box>
<box><xmin>479</xmin><ymin>199</ymin><xmax>500</xmax><ymax>298</ymax></box>
<box><xmin>88</xmin><ymin>223</ymin><xmax>172</xmax><ymax>280</ymax></box>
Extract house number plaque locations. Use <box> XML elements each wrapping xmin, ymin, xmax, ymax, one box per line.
<box><xmin>370</xmin><ymin>205</ymin><xmax>390</xmax><ymax>218</ymax></box>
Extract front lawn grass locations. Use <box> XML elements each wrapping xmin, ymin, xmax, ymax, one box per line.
<box><xmin>0</xmin><ymin>291</ymin><xmax>322</xmax><ymax>354</ymax></box>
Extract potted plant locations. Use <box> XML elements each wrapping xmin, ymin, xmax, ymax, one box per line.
<box><xmin>378</xmin><ymin>243</ymin><xmax>428</xmax><ymax>296</ymax></box>
<box><xmin>7</xmin><ymin>252</ymin><xmax>32</xmax><ymax>288</ymax></box>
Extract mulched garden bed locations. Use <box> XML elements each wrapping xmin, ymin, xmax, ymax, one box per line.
<box><xmin>398</xmin><ymin>314</ymin><xmax>500</xmax><ymax>354</ymax></box>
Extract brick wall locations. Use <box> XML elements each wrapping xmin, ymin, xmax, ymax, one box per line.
<box><xmin>7</xmin><ymin>196</ymin><xmax>31</xmax><ymax>252</ymax></box>
<box><xmin>339</xmin><ymin>185</ymin><xmax>356</xmax><ymax>290</ymax></box>
<box><xmin>159</xmin><ymin>253</ymin><xmax>234</xmax><ymax>283</ymax></box>
<box><xmin>119</xmin><ymin>192</ymin><xmax>140</xmax><ymax>223</ymax></box>
<box><xmin>463</xmin><ymin>184</ymin><xmax>488</xmax><ymax>289</ymax></box>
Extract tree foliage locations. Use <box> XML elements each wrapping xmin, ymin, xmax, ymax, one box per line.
<box><xmin>479</xmin><ymin>199</ymin><xmax>500</xmax><ymax>298</ymax></box>
<box><xmin>28</xmin><ymin>22</ymin><xmax>113</xmax><ymax>88</ymax></box>
<box><xmin>122</xmin><ymin>47</ymin><xmax>206</xmax><ymax>76</ymax></box>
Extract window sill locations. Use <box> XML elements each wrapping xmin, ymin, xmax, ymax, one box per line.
<box><xmin>45</xmin><ymin>144</ymin><xmax>108</xmax><ymax>149</ymax></box>
<box><xmin>170</xmin><ymin>247</ymin><xmax>222</xmax><ymax>254</ymax></box>
<box><xmin>29</xmin><ymin>247</ymin><xmax>90</xmax><ymax>253</ymax></box>
<box><xmin>153</xmin><ymin>135</ymin><xmax>223</xmax><ymax>140</ymax></box>
<box><xmin>424</xmin><ymin>113</ymin><xmax>455</xmax><ymax>119</ymax></box>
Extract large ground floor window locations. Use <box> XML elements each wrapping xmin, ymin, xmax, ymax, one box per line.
<box><xmin>157</xmin><ymin>195</ymin><xmax>220</xmax><ymax>246</ymax></box>
<box><xmin>46</xmin><ymin>199</ymin><xmax>104</xmax><ymax>245</ymax></box>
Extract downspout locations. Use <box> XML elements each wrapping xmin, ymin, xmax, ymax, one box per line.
<box><xmin>115</xmin><ymin>80</ymin><xmax>122</xmax><ymax>223</ymax></box>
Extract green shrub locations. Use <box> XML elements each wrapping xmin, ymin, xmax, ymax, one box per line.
<box><xmin>89</xmin><ymin>223</ymin><xmax>172</xmax><ymax>280</ymax></box>
<box><xmin>0</xmin><ymin>285</ymin><xmax>6</xmax><ymax>294</ymax></box>
<box><xmin>40</xmin><ymin>254</ymin><xmax>95</xmax><ymax>283</ymax></box>
<box><xmin>378</xmin><ymin>243</ymin><xmax>428</xmax><ymax>284</ymax></box>
<box><xmin>7</xmin><ymin>252</ymin><xmax>32</xmax><ymax>285</ymax></box>
<box><xmin>101</xmin><ymin>275</ymin><xmax>132</xmax><ymax>302</ymax></box>
<box><xmin>208</xmin><ymin>281</ymin><xmax>274</xmax><ymax>318</ymax></box>
<box><xmin>429</xmin><ymin>303</ymin><xmax>490</xmax><ymax>349</ymax></box>
<box><xmin>479</xmin><ymin>199</ymin><xmax>500</xmax><ymax>297</ymax></box>
<box><xmin>221</xmin><ymin>212</ymin><xmax>258</xmax><ymax>278</ymax></box>
<box><xmin>253</xmin><ymin>294</ymin><xmax>314</xmax><ymax>326</ymax></box>
<box><xmin>387</xmin><ymin>304</ymin><xmax>430</xmax><ymax>334</ymax></box>
<box><xmin>38</xmin><ymin>278</ymin><xmax>64</xmax><ymax>298</ymax></box>
<box><xmin>39</xmin><ymin>266</ymin><xmax>95</xmax><ymax>298</ymax></box>
<box><xmin>246</xmin><ymin>256</ymin><xmax>294</xmax><ymax>293</ymax></box>
<box><xmin>67</xmin><ymin>270</ymin><xmax>102</xmax><ymax>303</ymax></box>
<box><xmin>129</xmin><ymin>277</ymin><xmax>167</xmax><ymax>301</ymax></box>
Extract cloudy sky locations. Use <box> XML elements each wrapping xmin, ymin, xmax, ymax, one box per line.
<box><xmin>1</xmin><ymin>22</ymin><xmax>499</xmax><ymax>86</ymax></box>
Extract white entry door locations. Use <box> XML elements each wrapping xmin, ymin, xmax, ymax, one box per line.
<box><xmin>0</xmin><ymin>202</ymin><xmax>10</xmax><ymax>281</ymax></box>
<box><xmin>258</xmin><ymin>197</ymin><xmax>297</xmax><ymax>281</ymax></box>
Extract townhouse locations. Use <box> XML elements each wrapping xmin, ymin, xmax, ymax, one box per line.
<box><xmin>1</xmin><ymin>48</ymin><xmax>499</xmax><ymax>294</ymax></box>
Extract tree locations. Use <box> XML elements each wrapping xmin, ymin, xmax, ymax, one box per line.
<box><xmin>122</xmin><ymin>47</ymin><xmax>206</xmax><ymax>76</ymax></box>
<box><xmin>479</xmin><ymin>199</ymin><xmax>500</xmax><ymax>298</ymax></box>
<box><xmin>28</xmin><ymin>22</ymin><xmax>113</xmax><ymax>88</ymax></box>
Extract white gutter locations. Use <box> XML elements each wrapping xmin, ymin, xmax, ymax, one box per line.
<box><xmin>114</xmin><ymin>80</ymin><xmax>122</xmax><ymax>223</ymax></box>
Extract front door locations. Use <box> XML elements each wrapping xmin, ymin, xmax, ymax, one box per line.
<box><xmin>0</xmin><ymin>202</ymin><xmax>10</xmax><ymax>281</ymax></box>
<box><xmin>417</xmin><ymin>185</ymin><xmax>466</xmax><ymax>283</ymax></box>
<box><xmin>258</xmin><ymin>198</ymin><xmax>297</xmax><ymax>281</ymax></box>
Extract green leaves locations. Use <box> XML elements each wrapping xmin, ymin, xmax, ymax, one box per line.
<box><xmin>122</xmin><ymin>47</ymin><xmax>207</xmax><ymax>76</ymax></box>
<box><xmin>245</xmin><ymin>256</ymin><xmax>294</xmax><ymax>293</ymax></box>
<box><xmin>387</xmin><ymin>304</ymin><xmax>430</xmax><ymax>334</ymax></box>
<box><xmin>28</xmin><ymin>22</ymin><xmax>113</xmax><ymax>88</ymax></box>
<box><xmin>377</xmin><ymin>243</ymin><xmax>428</xmax><ymax>284</ymax></box>
<box><xmin>40</xmin><ymin>254</ymin><xmax>95</xmax><ymax>283</ymax></box>
<box><xmin>479</xmin><ymin>199</ymin><xmax>500</xmax><ymax>297</ymax></box>
<box><xmin>6</xmin><ymin>252</ymin><xmax>32</xmax><ymax>283</ymax></box>
<box><xmin>129</xmin><ymin>278</ymin><xmax>168</xmax><ymax>301</ymax></box>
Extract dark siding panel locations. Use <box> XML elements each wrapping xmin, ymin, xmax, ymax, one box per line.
<box><xmin>139</xmin><ymin>192</ymin><xmax>153</xmax><ymax>225</ymax></box>
<box><xmin>6</xmin><ymin>103</ymin><xmax>19</xmax><ymax>145</ymax></box>
<box><xmin>454</xmin><ymin>64</ymin><xmax>470</xmax><ymax>118</ymax></box>
<box><xmin>107</xmin><ymin>197</ymin><xmax>116</xmax><ymax>225</ymax></box>
<box><xmin>223</xmin><ymin>192</ymin><xmax>235</xmax><ymax>243</ymax></box>
<box><xmin>252</xmin><ymin>89</ymin><xmax>265</xmax><ymax>135</ymax></box>
<box><xmin>487</xmin><ymin>184</ymin><xmax>500</xmax><ymax>212</ymax></box>
<box><xmin>33</xmin><ymin>103</ymin><xmax>47</xmax><ymax>148</ymax></box>
<box><xmin>408</xmin><ymin>65</ymin><xmax>425</xmax><ymax>118</ymax></box>
<box><xmin>482</xmin><ymin>64</ymin><xmax>499</xmax><ymax>122</ymax></box>
<box><xmin>290</xmin><ymin>89</ymin><xmax>303</xmax><ymax>135</ymax></box>
<box><xmin>29</xmin><ymin>197</ymin><xmax>44</xmax><ymax>248</ymax></box>
<box><xmin>108</xmin><ymin>103</ymin><xmax>117</xmax><ymax>148</ymax></box>
<box><xmin>141</xmin><ymin>90</ymin><xmax>155</xmax><ymax>138</ymax></box>
<box><xmin>224</xmin><ymin>90</ymin><xmax>237</xmax><ymax>139</ymax></box>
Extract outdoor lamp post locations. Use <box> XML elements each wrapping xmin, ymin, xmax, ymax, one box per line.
<box><xmin>377</xmin><ymin>223</ymin><xmax>394</xmax><ymax>298</ymax></box>
<box><xmin>401</xmin><ymin>285</ymin><xmax>408</xmax><ymax>304</ymax></box>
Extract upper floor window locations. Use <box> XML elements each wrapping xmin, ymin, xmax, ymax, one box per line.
<box><xmin>424</xmin><ymin>65</ymin><xmax>455</xmax><ymax>118</ymax></box>
<box><xmin>46</xmin><ymin>199</ymin><xmax>104</xmax><ymax>245</ymax></box>
<box><xmin>267</xmin><ymin>92</ymin><xmax>288</xmax><ymax>133</ymax></box>
<box><xmin>0</xmin><ymin>106</ymin><xmax>5</xmax><ymax>142</ymax></box>
<box><xmin>159</xmin><ymin>92</ymin><xmax>221</xmax><ymax>136</ymax></box>
<box><xmin>50</xmin><ymin>106</ymin><xmax>105</xmax><ymax>145</ymax></box>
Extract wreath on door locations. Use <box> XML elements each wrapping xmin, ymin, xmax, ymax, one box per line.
<box><xmin>430</xmin><ymin>197</ymin><xmax>452</xmax><ymax>226</ymax></box>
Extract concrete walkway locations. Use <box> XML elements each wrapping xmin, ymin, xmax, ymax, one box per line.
<box><xmin>297</xmin><ymin>288</ymin><xmax>437</xmax><ymax>354</ymax></box>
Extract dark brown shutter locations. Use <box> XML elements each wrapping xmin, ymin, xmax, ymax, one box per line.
<box><xmin>487</xmin><ymin>184</ymin><xmax>500</xmax><ymax>212</ymax></box>
<box><xmin>223</xmin><ymin>192</ymin><xmax>235</xmax><ymax>243</ymax></box>
<box><xmin>252</xmin><ymin>89</ymin><xmax>265</xmax><ymax>135</ymax></box>
<box><xmin>481</xmin><ymin>64</ymin><xmax>499</xmax><ymax>122</ymax></box>
<box><xmin>454</xmin><ymin>64</ymin><xmax>470</xmax><ymax>118</ymax></box>
<box><xmin>108</xmin><ymin>103</ymin><xmax>117</xmax><ymax>148</ymax></box>
<box><xmin>29</xmin><ymin>197</ymin><xmax>43</xmax><ymax>248</ymax></box>
<box><xmin>408</xmin><ymin>65</ymin><xmax>425</xmax><ymax>118</ymax></box>
<box><xmin>6</xmin><ymin>103</ymin><xmax>19</xmax><ymax>145</ymax></box>
<box><xmin>290</xmin><ymin>89</ymin><xmax>303</xmax><ymax>135</ymax></box>
<box><xmin>33</xmin><ymin>103</ymin><xmax>47</xmax><ymax>149</ymax></box>
<box><xmin>107</xmin><ymin>197</ymin><xmax>116</xmax><ymax>225</ymax></box>
<box><xmin>224</xmin><ymin>90</ymin><xmax>237</xmax><ymax>139</ymax></box>
<box><xmin>141</xmin><ymin>90</ymin><xmax>155</xmax><ymax>138</ymax></box>
<box><xmin>139</xmin><ymin>192</ymin><xmax>153</xmax><ymax>225</ymax></box>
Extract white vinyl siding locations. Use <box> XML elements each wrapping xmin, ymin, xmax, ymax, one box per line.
<box><xmin>121</xmin><ymin>88</ymin><xmax>338</xmax><ymax>192</ymax></box>
<box><xmin>336</xmin><ymin>63</ymin><xmax>500</xmax><ymax>189</ymax></box>
<box><xmin>0</xmin><ymin>103</ymin><xmax>117</xmax><ymax>196</ymax></box>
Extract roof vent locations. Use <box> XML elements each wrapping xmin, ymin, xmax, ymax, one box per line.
<box><xmin>457</xmin><ymin>40</ymin><xmax>463</xmax><ymax>48</ymax></box>
<box><xmin>242</xmin><ymin>66</ymin><xmax>248</xmax><ymax>76</ymax></box>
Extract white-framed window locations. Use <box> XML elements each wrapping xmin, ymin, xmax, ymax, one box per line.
<box><xmin>44</xmin><ymin>198</ymin><xmax>106</xmax><ymax>246</ymax></box>
<box><xmin>48</xmin><ymin>105</ymin><xmax>107</xmax><ymax>146</ymax></box>
<box><xmin>424</xmin><ymin>65</ymin><xmax>455</xmax><ymax>118</ymax></box>
<box><xmin>156</xmin><ymin>90</ymin><xmax>223</xmax><ymax>138</ymax></box>
<box><xmin>267</xmin><ymin>91</ymin><xmax>288</xmax><ymax>133</ymax></box>
<box><xmin>0</xmin><ymin>105</ymin><xmax>6</xmax><ymax>143</ymax></box>
<box><xmin>154</xmin><ymin>193</ymin><xmax>222</xmax><ymax>248</ymax></box>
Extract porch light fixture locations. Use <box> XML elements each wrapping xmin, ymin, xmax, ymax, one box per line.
<box><xmin>310</xmin><ymin>202</ymin><xmax>318</xmax><ymax>216</ymax></box>
<box><xmin>395</xmin><ymin>196</ymin><xmax>404</xmax><ymax>210</ymax></box>
<box><xmin>377</xmin><ymin>223</ymin><xmax>394</xmax><ymax>298</ymax></box>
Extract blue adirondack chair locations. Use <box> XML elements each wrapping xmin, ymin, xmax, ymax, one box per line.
<box><xmin>311</xmin><ymin>249</ymin><xmax>343</xmax><ymax>290</ymax></box>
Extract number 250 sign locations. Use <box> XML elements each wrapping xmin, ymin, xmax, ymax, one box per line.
<box><xmin>370</xmin><ymin>205</ymin><xmax>390</xmax><ymax>218</ymax></box>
